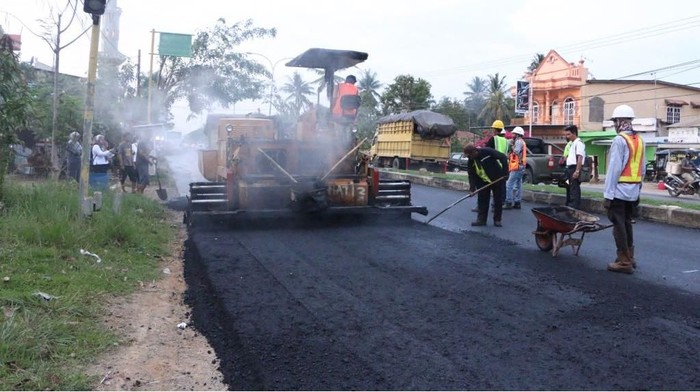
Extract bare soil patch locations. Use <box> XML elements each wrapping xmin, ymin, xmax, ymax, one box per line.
<box><xmin>88</xmin><ymin>188</ymin><xmax>226</xmax><ymax>391</ymax></box>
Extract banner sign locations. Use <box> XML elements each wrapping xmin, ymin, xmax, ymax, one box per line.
<box><xmin>516</xmin><ymin>80</ymin><xmax>530</xmax><ymax>114</ymax></box>
<box><xmin>158</xmin><ymin>32</ymin><xmax>192</xmax><ymax>57</ymax></box>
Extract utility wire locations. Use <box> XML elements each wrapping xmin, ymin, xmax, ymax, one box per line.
<box><xmin>422</xmin><ymin>14</ymin><xmax>700</xmax><ymax>78</ymax></box>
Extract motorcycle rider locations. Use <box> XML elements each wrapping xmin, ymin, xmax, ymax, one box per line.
<box><xmin>679</xmin><ymin>152</ymin><xmax>697</xmax><ymax>191</ymax></box>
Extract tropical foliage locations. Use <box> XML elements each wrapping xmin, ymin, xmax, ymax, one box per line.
<box><xmin>149</xmin><ymin>18</ymin><xmax>276</xmax><ymax>122</ymax></box>
<box><xmin>380</xmin><ymin>75</ymin><xmax>433</xmax><ymax>115</ymax></box>
<box><xmin>479</xmin><ymin>73</ymin><xmax>513</xmax><ymax>126</ymax></box>
<box><xmin>0</xmin><ymin>30</ymin><xmax>34</xmax><ymax>197</ymax></box>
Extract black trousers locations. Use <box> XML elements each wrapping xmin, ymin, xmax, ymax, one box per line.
<box><xmin>565</xmin><ymin>165</ymin><xmax>581</xmax><ymax>209</ymax></box>
<box><xmin>607</xmin><ymin>198</ymin><xmax>636</xmax><ymax>253</ymax></box>
<box><xmin>477</xmin><ymin>182</ymin><xmax>504</xmax><ymax>222</ymax></box>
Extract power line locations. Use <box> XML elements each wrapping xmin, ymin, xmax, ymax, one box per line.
<box><xmin>421</xmin><ymin>14</ymin><xmax>700</xmax><ymax>78</ymax></box>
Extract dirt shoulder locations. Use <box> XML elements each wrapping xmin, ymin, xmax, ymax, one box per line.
<box><xmin>87</xmin><ymin>188</ymin><xmax>227</xmax><ymax>391</ymax></box>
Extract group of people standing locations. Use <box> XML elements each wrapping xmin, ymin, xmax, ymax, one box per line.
<box><xmin>64</xmin><ymin>132</ymin><xmax>155</xmax><ymax>193</ymax></box>
<box><xmin>462</xmin><ymin>104</ymin><xmax>644</xmax><ymax>275</ymax></box>
<box><xmin>464</xmin><ymin>120</ymin><xmax>528</xmax><ymax>227</ymax></box>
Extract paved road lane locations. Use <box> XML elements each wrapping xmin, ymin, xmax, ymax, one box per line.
<box><xmin>412</xmin><ymin>184</ymin><xmax>700</xmax><ymax>295</ymax></box>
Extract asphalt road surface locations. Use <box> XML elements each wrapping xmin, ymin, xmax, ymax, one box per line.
<box><xmin>168</xmin><ymin>150</ymin><xmax>700</xmax><ymax>390</ymax></box>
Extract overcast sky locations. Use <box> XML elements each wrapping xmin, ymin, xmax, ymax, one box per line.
<box><xmin>2</xmin><ymin>0</ymin><xmax>699</xmax><ymax>132</ymax></box>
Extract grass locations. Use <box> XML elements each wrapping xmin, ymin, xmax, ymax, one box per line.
<box><xmin>0</xmin><ymin>179</ymin><xmax>174</xmax><ymax>390</ymax></box>
<box><xmin>388</xmin><ymin>168</ymin><xmax>700</xmax><ymax>211</ymax></box>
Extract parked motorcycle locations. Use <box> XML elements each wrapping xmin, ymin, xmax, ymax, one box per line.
<box><xmin>663</xmin><ymin>167</ymin><xmax>700</xmax><ymax>197</ymax></box>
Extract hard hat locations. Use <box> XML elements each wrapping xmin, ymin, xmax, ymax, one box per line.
<box><xmin>500</xmin><ymin>129</ymin><xmax>507</xmax><ymax>135</ymax></box>
<box><xmin>610</xmin><ymin>104</ymin><xmax>635</xmax><ymax>119</ymax></box>
<box><xmin>491</xmin><ymin>120</ymin><xmax>504</xmax><ymax>129</ymax></box>
<box><xmin>512</xmin><ymin>127</ymin><xmax>525</xmax><ymax>136</ymax></box>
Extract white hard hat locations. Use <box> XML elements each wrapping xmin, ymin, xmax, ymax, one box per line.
<box><xmin>611</xmin><ymin>104</ymin><xmax>635</xmax><ymax>119</ymax></box>
<box><xmin>500</xmin><ymin>129</ymin><xmax>507</xmax><ymax>135</ymax></box>
<box><xmin>512</xmin><ymin>127</ymin><xmax>525</xmax><ymax>136</ymax></box>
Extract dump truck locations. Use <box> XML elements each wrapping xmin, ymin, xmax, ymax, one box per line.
<box><xmin>370</xmin><ymin>110</ymin><xmax>455</xmax><ymax>173</ymax></box>
<box><xmin>185</xmin><ymin>48</ymin><xmax>428</xmax><ymax>225</ymax></box>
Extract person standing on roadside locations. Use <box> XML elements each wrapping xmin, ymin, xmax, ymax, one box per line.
<box><xmin>464</xmin><ymin>143</ymin><xmax>509</xmax><ymax>227</ymax></box>
<box><xmin>486</xmin><ymin>120</ymin><xmax>509</xmax><ymax>154</ymax></box>
<box><xmin>564</xmin><ymin>125</ymin><xmax>586</xmax><ymax>209</ymax></box>
<box><xmin>604</xmin><ymin>105</ymin><xmax>645</xmax><ymax>274</ymax></box>
<box><xmin>117</xmin><ymin>133</ymin><xmax>138</xmax><ymax>193</ymax></box>
<box><xmin>504</xmin><ymin>127</ymin><xmax>526</xmax><ymax>210</ymax></box>
<box><xmin>135</xmin><ymin>138</ymin><xmax>155</xmax><ymax>194</ymax></box>
<box><xmin>65</xmin><ymin>131</ymin><xmax>82</xmax><ymax>182</ymax></box>
<box><xmin>89</xmin><ymin>134</ymin><xmax>114</xmax><ymax>190</ymax></box>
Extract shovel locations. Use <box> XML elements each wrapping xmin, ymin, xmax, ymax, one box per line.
<box><xmin>424</xmin><ymin>176</ymin><xmax>506</xmax><ymax>224</ymax></box>
<box><xmin>154</xmin><ymin>160</ymin><xmax>168</xmax><ymax>201</ymax></box>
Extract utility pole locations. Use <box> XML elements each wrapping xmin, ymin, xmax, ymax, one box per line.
<box><xmin>79</xmin><ymin>0</ymin><xmax>106</xmax><ymax>217</ymax></box>
<box><xmin>50</xmin><ymin>13</ymin><xmax>62</xmax><ymax>179</ymax></box>
<box><xmin>147</xmin><ymin>29</ymin><xmax>155</xmax><ymax>123</ymax></box>
<box><xmin>136</xmin><ymin>49</ymin><xmax>141</xmax><ymax>97</ymax></box>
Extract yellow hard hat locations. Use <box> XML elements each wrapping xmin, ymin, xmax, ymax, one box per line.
<box><xmin>491</xmin><ymin>120</ymin><xmax>504</xmax><ymax>129</ymax></box>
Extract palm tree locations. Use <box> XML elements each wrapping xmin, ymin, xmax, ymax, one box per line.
<box><xmin>358</xmin><ymin>70</ymin><xmax>382</xmax><ymax>101</ymax></box>
<box><xmin>280</xmin><ymin>72</ymin><xmax>314</xmax><ymax>116</ymax></box>
<box><xmin>479</xmin><ymin>73</ymin><xmax>511</xmax><ymax>124</ymax></box>
<box><xmin>463</xmin><ymin>76</ymin><xmax>487</xmax><ymax>112</ymax></box>
<box><xmin>528</xmin><ymin>53</ymin><xmax>545</xmax><ymax>72</ymax></box>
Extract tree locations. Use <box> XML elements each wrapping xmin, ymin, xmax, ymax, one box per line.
<box><xmin>528</xmin><ymin>53</ymin><xmax>545</xmax><ymax>72</ymax></box>
<box><xmin>479</xmin><ymin>73</ymin><xmax>512</xmax><ymax>126</ymax></box>
<box><xmin>431</xmin><ymin>97</ymin><xmax>470</xmax><ymax>131</ymax></box>
<box><xmin>353</xmin><ymin>69</ymin><xmax>383</xmax><ymax>141</ymax></box>
<box><xmin>0</xmin><ymin>31</ymin><xmax>34</xmax><ymax>197</ymax></box>
<box><xmin>380</xmin><ymin>75</ymin><xmax>433</xmax><ymax>115</ymax></box>
<box><xmin>463</xmin><ymin>76</ymin><xmax>487</xmax><ymax>113</ymax></box>
<box><xmin>279</xmin><ymin>72</ymin><xmax>314</xmax><ymax>117</ymax></box>
<box><xmin>358</xmin><ymin>70</ymin><xmax>382</xmax><ymax>105</ymax></box>
<box><xmin>149</xmin><ymin>18</ymin><xmax>276</xmax><ymax>122</ymax></box>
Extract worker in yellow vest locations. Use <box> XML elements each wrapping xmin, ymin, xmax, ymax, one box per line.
<box><xmin>464</xmin><ymin>143</ymin><xmax>509</xmax><ymax>227</ymax></box>
<box><xmin>604</xmin><ymin>104</ymin><xmax>645</xmax><ymax>274</ymax></box>
<box><xmin>486</xmin><ymin>120</ymin><xmax>509</xmax><ymax>154</ymax></box>
<box><xmin>484</xmin><ymin>120</ymin><xmax>509</xmax><ymax>211</ymax></box>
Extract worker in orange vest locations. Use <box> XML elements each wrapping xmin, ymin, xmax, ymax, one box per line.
<box><xmin>332</xmin><ymin>75</ymin><xmax>360</xmax><ymax>121</ymax></box>
<box><xmin>604</xmin><ymin>104</ymin><xmax>645</xmax><ymax>274</ymax></box>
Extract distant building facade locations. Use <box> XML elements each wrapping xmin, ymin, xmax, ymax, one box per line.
<box><xmin>512</xmin><ymin>49</ymin><xmax>700</xmax><ymax>149</ymax></box>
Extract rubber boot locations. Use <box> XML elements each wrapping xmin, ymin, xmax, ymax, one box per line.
<box><xmin>607</xmin><ymin>250</ymin><xmax>633</xmax><ymax>274</ymax></box>
<box><xmin>628</xmin><ymin>246</ymin><xmax>636</xmax><ymax>269</ymax></box>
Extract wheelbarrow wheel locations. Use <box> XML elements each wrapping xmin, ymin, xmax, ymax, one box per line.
<box><xmin>534</xmin><ymin>227</ymin><xmax>554</xmax><ymax>252</ymax></box>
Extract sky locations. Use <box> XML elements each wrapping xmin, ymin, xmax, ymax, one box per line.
<box><xmin>2</xmin><ymin>0</ymin><xmax>700</xmax><ymax>133</ymax></box>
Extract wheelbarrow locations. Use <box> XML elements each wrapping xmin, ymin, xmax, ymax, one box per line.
<box><xmin>531</xmin><ymin>206</ymin><xmax>613</xmax><ymax>257</ymax></box>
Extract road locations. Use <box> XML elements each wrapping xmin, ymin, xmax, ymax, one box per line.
<box><xmin>166</xmin><ymin>150</ymin><xmax>700</xmax><ymax>390</ymax></box>
<box><xmin>413</xmin><ymin>184</ymin><xmax>700</xmax><ymax>295</ymax></box>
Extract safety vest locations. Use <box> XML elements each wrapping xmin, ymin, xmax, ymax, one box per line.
<box><xmin>494</xmin><ymin>135</ymin><xmax>508</xmax><ymax>154</ymax></box>
<box><xmin>332</xmin><ymin>83</ymin><xmax>359</xmax><ymax>116</ymax></box>
<box><xmin>563</xmin><ymin>141</ymin><xmax>571</xmax><ymax>158</ymax></box>
<box><xmin>508</xmin><ymin>139</ymin><xmax>527</xmax><ymax>171</ymax></box>
<box><xmin>474</xmin><ymin>160</ymin><xmax>491</xmax><ymax>183</ymax></box>
<box><xmin>618</xmin><ymin>133</ymin><xmax>644</xmax><ymax>183</ymax></box>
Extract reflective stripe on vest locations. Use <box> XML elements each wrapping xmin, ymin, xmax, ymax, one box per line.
<box><xmin>619</xmin><ymin>133</ymin><xmax>643</xmax><ymax>183</ymax></box>
<box><xmin>494</xmin><ymin>135</ymin><xmax>508</xmax><ymax>154</ymax></box>
<box><xmin>474</xmin><ymin>158</ymin><xmax>491</xmax><ymax>184</ymax></box>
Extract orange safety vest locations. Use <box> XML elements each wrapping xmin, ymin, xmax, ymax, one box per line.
<box><xmin>618</xmin><ymin>133</ymin><xmax>644</xmax><ymax>183</ymax></box>
<box><xmin>508</xmin><ymin>140</ymin><xmax>527</xmax><ymax>171</ymax></box>
<box><xmin>332</xmin><ymin>83</ymin><xmax>359</xmax><ymax>117</ymax></box>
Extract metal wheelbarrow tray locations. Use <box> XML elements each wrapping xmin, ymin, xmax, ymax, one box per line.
<box><xmin>531</xmin><ymin>206</ymin><xmax>613</xmax><ymax>256</ymax></box>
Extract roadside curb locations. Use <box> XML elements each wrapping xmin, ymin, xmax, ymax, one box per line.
<box><xmin>380</xmin><ymin>170</ymin><xmax>700</xmax><ymax>230</ymax></box>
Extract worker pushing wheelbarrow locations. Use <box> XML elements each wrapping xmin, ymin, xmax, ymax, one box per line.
<box><xmin>531</xmin><ymin>206</ymin><xmax>613</xmax><ymax>257</ymax></box>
